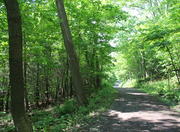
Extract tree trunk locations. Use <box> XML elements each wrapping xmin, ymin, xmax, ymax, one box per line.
<box><xmin>35</xmin><ymin>63</ymin><xmax>40</xmax><ymax>107</ymax></box>
<box><xmin>45</xmin><ymin>75</ymin><xmax>50</xmax><ymax>105</ymax></box>
<box><xmin>95</xmin><ymin>55</ymin><xmax>101</xmax><ymax>88</ymax></box>
<box><xmin>5</xmin><ymin>87</ymin><xmax>10</xmax><ymax>113</ymax></box>
<box><xmin>55</xmin><ymin>77</ymin><xmax>60</xmax><ymax>102</ymax></box>
<box><xmin>166</xmin><ymin>46</ymin><xmax>180</xmax><ymax>84</ymax></box>
<box><xmin>0</xmin><ymin>91</ymin><xmax>4</xmax><ymax>111</ymax></box>
<box><xmin>23</xmin><ymin>33</ymin><xmax>29</xmax><ymax>111</ymax></box>
<box><xmin>24</xmin><ymin>84</ymin><xmax>29</xmax><ymax>111</ymax></box>
<box><xmin>55</xmin><ymin>0</ymin><xmax>87</xmax><ymax>105</ymax></box>
<box><xmin>4</xmin><ymin>0</ymin><xmax>33</xmax><ymax>131</ymax></box>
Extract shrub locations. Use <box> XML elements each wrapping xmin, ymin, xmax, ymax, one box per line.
<box><xmin>136</xmin><ymin>79</ymin><xmax>180</xmax><ymax>103</ymax></box>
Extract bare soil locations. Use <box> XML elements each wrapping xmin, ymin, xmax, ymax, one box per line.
<box><xmin>77</xmin><ymin>87</ymin><xmax>180</xmax><ymax>132</ymax></box>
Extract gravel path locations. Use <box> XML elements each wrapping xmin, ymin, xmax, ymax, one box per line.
<box><xmin>78</xmin><ymin>87</ymin><xmax>180</xmax><ymax>132</ymax></box>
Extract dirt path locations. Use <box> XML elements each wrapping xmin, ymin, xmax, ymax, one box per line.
<box><xmin>78</xmin><ymin>87</ymin><xmax>180</xmax><ymax>132</ymax></box>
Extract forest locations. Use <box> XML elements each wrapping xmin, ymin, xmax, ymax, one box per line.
<box><xmin>0</xmin><ymin>0</ymin><xmax>179</xmax><ymax>131</ymax></box>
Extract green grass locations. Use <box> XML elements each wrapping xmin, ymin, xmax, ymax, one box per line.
<box><xmin>0</xmin><ymin>112</ymin><xmax>14</xmax><ymax>132</ymax></box>
<box><xmin>136</xmin><ymin>79</ymin><xmax>180</xmax><ymax>105</ymax></box>
<box><xmin>1</xmin><ymin>83</ymin><xmax>118</xmax><ymax>132</ymax></box>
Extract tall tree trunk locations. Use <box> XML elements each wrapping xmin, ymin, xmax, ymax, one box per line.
<box><xmin>24</xmin><ymin>84</ymin><xmax>29</xmax><ymax>111</ymax></box>
<box><xmin>61</xmin><ymin>71</ymin><xmax>65</xmax><ymax>98</ymax></box>
<box><xmin>0</xmin><ymin>91</ymin><xmax>4</xmax><ymax>111</ymax></box>
<box><xmin>45</xmin><ymin>75</ymin><xmax>50</xmax><ymax>105</ymax></box>
<box><xmin>55</xmin><ymin>77</ymin><xmax>60</xmax><ymax>102</ymax></box>
<box><xmin>5</xmin><ymin>87</ymin><xmax>10</xmax><ymax>113</ymax></box>
<box><xmin>141</xmin><ymin>51</ymin><xmax>147</xmax><ymax>79</ymax></box>
<box><xmin>23</xmin><ymin>33</ymin><xmax>29</xmax><ymax>111</ymax></box>
<box><xmin>69</xmin><ymin>76</ymin><xmax>73</xmax><ymax>97</ymax></box>
<box><xmin>35</xmin><ymin>63</ymin><xmax>40</xmax><ymax>107</ymax></box>
<box><xmin>166</xmin><ymin>46</ymin><xmax>180</xmax><ymax>84</ymax></box>
<box><xmin>95</xmin><ymin>55</ymin><xmax>101</xmax><ymax>88</ymax></box>
<box><xmin>55</xmin><ymin>0</ymin><xmax>87</xmax><ymax>105</ymax></box>
<box><xmin>4</xmin><ymin>0</ymin><xmax>33</xmax><ymax>131</ymax></box>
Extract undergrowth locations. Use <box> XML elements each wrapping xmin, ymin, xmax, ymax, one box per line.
<box><xmin>136</xmin><ymin>79</ymin><xmax>180</xmax><ymax>105</ymax></box>
<box><xmin>1</xmin><ymin>82</ymin><xmax>118</xmax><ymax>132</ymax></box>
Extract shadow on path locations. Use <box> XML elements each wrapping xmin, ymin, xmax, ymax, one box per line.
<box><xmin>78</xmin><ymin>87</ymin><xmax>180</xmax><ymax>132</ymax></box>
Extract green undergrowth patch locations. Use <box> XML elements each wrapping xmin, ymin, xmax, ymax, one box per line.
<box><xmin>32</xmin><ymin>85</ymin><xmax>118</xmax><ymax>131</ymax></box>
<box><xmin>1</xmin><ymin>83</ymin><xmax>118</xmax><ymax>132</ymax></box>
<box><xmin>123</xmin><ymin>79</ymin><xmax>137</xmax><ymax>87</ymax></box>
<box><xmin>0</xmin><ymin>112</ymin><xmax>14</xmax><ymax>132</ymax></box>
<box><xmin>136</xmin><ymin>79</ymin><xmax>180</xmax><ymax>106</ymax></box>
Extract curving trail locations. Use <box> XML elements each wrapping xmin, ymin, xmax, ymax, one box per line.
<box><xmin>78</xmin><ymin>87</ymin><xmax>180</xmax><ymax>132</ymax></box>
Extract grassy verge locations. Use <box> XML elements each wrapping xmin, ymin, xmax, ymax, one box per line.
<box><xmin>136</xmin><ymin>79</ymin><xmax>180</xmax><ymax>107</ymax></box>
<box><xmin>1</xmin><ymin>83</ymin><xmax>118</xmax><ymax>132</ymax></box>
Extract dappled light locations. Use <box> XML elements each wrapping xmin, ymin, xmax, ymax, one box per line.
<box><xmin>0</xmin><ymin>0</ymin><xmax>179</xmax><ymax>131</ymax></box>
<box><xmin>79</xmin><ymin>88</ymin><xmax>180</xmax><ymax>132</ymax></box>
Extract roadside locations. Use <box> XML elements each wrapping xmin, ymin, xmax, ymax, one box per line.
<box><xmin>77</xmin><ymin>87</ymin><xmax>180</xmax><ymax>132</ymax></box>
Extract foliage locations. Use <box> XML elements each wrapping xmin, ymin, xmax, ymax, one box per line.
<box><xmin>136</xmin><ymin>78</ymin><xmax>180</xmax><ymax>104</ymax></box>
<box><xmin>1</xmin><ymin>84</ymin><xmax>117</xmax><ymax>132</ymax></box>
<box><xmin>0</xmin><ymin>0</ymin><xmax>126</xmax><ymax>112</ymax></box>
<box><xmin>54</xmin><ymin>99</ymin><xmax>78</xmax><ymax>116</ymax></box>
<box><xmin>0</xmin><ymin>112</ymin><xmax>14</xmax><ymax>132</ymax></box>
<box><xmin>0</xmin><ymin>0</ymin><xmax>179</xmax><ymax>130</ymax></box>
<box><xmin>115</xmin><ymin>0</ymin><xmax>180</xmax><ymax>84</ymax></box>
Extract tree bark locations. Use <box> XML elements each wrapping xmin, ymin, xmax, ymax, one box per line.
<box><xmin>45</xmin><ymin>75</ymin><xmax>50</xmax><ymax>105</ymax></box>
<box><xmin>35</xmin><ymin>63</ymin><xmax>40</xmax><ymax>107</ymax></box>
<box><xmin>23</xmin><ymin>33</ymin><xmax>29</xmax><ymax>111</ymax></box>
<box><xmin>95</xmin><ymin>55</ymin><xmax>101</xmax><ymax>88</ymax></box>
<box><xmin>166</xmin><ymin>46</ymin><xmax>180</xmax><ymax>84</ymax></box>
<box><xmin>55</xmin><ymin>77</ymin><xmax>60</xmax><ymax>102</ymax></box>
<box><xmin>5</xmin><ymin>87</ymin><xmax>10</xmax><ymax>113</ymax></box>
<box><xmin>4</xmin><ymin>0</ymin><xmax>33</xmax><ymax>131</ymax></box>
<box><xmin>55</xmin><ymin>0</ymin><xmax>87</xmax><ymax>105</ymax></box>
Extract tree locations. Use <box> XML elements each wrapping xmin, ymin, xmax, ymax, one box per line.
<box><xmin>3</xmin><ymin>0</ymin><xmax>33</xmax><ymax>131</ymax></box>
<box><xmin>55</xmin><ymin>0</ymin><xmax>88</xmax><ymax>105</ymax></box>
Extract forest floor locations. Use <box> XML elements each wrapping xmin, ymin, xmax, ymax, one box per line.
<box><xmin>76</xmin><ymin>87</ymin><xmax>180</xmax><ymax>132</ymax></box>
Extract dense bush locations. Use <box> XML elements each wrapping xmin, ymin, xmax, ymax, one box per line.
<box><xmin>136</xmin><ymin>79</ymin><xmax>180</xmax><ymax>103</ymax></box>
<box><xmin>1</xmin><ymin>84</ymin><xmax>117</xmax><ymax>132</ymax></box>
